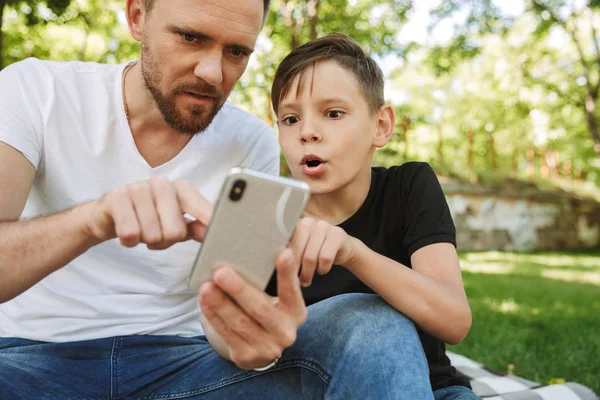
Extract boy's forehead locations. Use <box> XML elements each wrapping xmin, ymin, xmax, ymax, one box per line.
<box><xmin>284</xmin><ymin>61</ymin><xmax>362</xmax><ymax>103</ymax></box>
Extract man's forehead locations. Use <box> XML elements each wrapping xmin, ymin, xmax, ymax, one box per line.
<box><xmin>153</xmin><ymin>0</ymin><xmax>264</xmax><ymax>32</ymax></box>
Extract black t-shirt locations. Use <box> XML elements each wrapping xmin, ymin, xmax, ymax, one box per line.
<box><xmin>266</xmin><ymin>162</ymin><xmax>471</xmax><ymax>391</ymax></box>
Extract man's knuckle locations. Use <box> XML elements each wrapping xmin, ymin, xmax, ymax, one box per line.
<box><xmin>163</xmin><ymin>226</ymin><xmax>187</xmax><ymax>241</ymax></box>
<box><xmin>281</xmin><ymin>328</ymin><xmax>297</xmax><ymax>347</ymax></box>
<box><xmin>249</xmin><ymin>301</ymin><xmax>271</xmax><ymax>321</ymax></box>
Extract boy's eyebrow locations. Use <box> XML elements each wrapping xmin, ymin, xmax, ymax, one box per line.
<box><xmin>167</xmin><ymin>24</ymin><xmax>255</xmax><ymax>54</ymax></box>
<box><xmin>278</xmin><ymin>97</ymin><xmax>352</xmax><ymax>111</ymax></box>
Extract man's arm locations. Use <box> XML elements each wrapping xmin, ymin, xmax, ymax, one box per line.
<box><xmin>0</xmin><ymin>142</ymin><xmax>213</xmax><ymax>304</ymax></box>
<box><xmin>0</xmin><ymin>142</ymin><xmax>98</xmax><ymax>304</ymax></box>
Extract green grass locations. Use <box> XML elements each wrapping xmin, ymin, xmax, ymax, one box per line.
<box><xmin>448</xmin><ymin>251</ymin><xmax>600</xmax><ymax>396</ymax></box>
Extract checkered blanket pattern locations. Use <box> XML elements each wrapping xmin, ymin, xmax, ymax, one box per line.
<box><xmin>447</xmin><ymin>352</ymin><xmax>599</xmax><ymax>400</ymax></box>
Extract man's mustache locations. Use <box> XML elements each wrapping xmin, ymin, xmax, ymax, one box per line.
<box><xmin>174</xmin><ymin>81</ymin><xmax>220</xmax><ymax>98</ymax></box>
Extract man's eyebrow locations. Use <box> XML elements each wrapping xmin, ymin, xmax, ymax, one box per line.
<box><xmin>167</xmin><ymin>24</ymin><xmax>255</xmax><ymax>54</ymax></box>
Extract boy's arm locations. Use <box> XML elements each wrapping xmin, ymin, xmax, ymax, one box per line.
<box><xmin>345</xmin><ymin>240</ymin><xmax>471</xmax><ymax>345</ymax></box>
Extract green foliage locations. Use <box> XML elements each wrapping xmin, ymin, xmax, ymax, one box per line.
<box><xmin>1</xmin><ymin>0</ymin><xmax>600</xmax><ymax>189</ymax></box>
<box><xmin>1</xmin><ymin>0</ymin><xmax>138</xmax><ymax>68</ymax></box>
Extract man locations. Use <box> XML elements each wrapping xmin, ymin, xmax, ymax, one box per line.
<box><xmin>0</xmin><ymin>1</ymin><xmax>432</xmax><ymax>398</ymax></box>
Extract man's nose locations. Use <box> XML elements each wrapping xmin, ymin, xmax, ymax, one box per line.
<box><xmin>193</xmin><ymin>49</ymin><xmax>224</xmax><ymax>86</ymax></box>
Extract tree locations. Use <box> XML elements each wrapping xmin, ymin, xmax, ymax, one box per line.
<box><xmin>232</xmin><ymin>0</ymin><xmax>413</xmax><ymax>124</ymax></box>
<box><xmin>431</xmin><ymin>0</ymin><xmax>600</xmax><ymax>157</ymax></box>
<box><xmin>1</xmin><ymin>0</ymin><xmax>138</xmax><ymax>69</ymax></box>
<box><xmin>0</xmin><ymin>0</ymin><xmax>75</xmax><ymax>69</ymax></box>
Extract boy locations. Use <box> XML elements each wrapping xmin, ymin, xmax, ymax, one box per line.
<box><xmin>268</xmin><ymin>33</ymin><xmax>481</xmax><ymax>400</ymax></box>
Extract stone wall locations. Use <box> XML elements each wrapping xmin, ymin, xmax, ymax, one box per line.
<box><xmin>441</xmin><ymin>179</ymin><xmax>600</xmax><ymax>252</ymax></box>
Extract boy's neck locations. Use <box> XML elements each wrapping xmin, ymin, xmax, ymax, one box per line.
<box><xmin>304</xmin><ymin>167</ymin><xmax>372</xmax><ymax>226</ymax></box>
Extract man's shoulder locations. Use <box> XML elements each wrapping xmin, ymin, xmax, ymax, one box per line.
<box><xmin>213</xmin><ymin>102</ymin><xmax>274</xmax><ymax>139</ymax></box>
<box><xmin>1</xmin><ymin>58</ymin><xmax>125</xmax><ymax>103</ymax></box>
<box><xmin>4</xmin><ymin>58</ymin><xmax>121</xmax><ymax>78</ymax></box>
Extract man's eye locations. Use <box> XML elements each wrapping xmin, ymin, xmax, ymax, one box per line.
<box><xmin>182</xmin><ymin>33</ymin><xmax>196</xmax><ymax>42</ymax></box>
<box><xmin>230</xmin><ymin>48</ymin><xmax>246</xmax><ymax>58</ymax></box>
<box><xmin>327</xmin><ymin>110</ymin><xmax>344</xmax><ymax>119</ymax></box>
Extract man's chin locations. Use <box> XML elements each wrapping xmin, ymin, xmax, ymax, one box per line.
<box><xmin>167</xmin><ymin>107</ymin><xmax>220</xmax><ymax>135</ymax></box>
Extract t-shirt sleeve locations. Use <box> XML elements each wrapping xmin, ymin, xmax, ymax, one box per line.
<box><xmin>400</xmin><ymin>162</ymin><xmax>456</xmax><ymax>257</ymax></box>
<box><xmin>0</xmin><ymin>59</ymin><xmax>45</xmax><ymax>169</ymax></box>
<box><xmin>246</xmin><ymin>125</ymin><xmax>280</xmax><ymax>176</ymax></box>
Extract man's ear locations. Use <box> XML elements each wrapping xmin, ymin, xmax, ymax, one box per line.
<box><xmin>126</xmin><ymin>0</ymin><xmax>146</xmax><ymax>42</ymax></box>
<box><xmin>372</xmin><ymin>104</ymin><xmax>396</xmax><ymax>148</ymax></box>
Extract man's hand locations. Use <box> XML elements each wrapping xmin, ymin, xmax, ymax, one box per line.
<box><xmin>83</xmin><ymin>177</ymin><xmax>213</xmax><ymax>249</ymax></box>
<box><xmin>198</xmin><ymin>248</ymin><xmax>307</xmax><ymax>370</ymax></box>
<box><xmin>290</xmin><ymin>217</ymin><xmax>358</xmax><ymax>287</ymax></box>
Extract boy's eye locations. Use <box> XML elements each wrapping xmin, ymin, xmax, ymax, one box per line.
<box><xmin>327</xmin><ymin>110</ymin><xmax>345</xmax><ymax>119</ymax></box>
<box><xmin>282</xmin><ymin>116</ymin><xmax>300</xmax><ymax>125</ymax></box>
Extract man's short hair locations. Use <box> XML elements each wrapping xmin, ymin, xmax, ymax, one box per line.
<box><xmin>271</xmin><ymin>33</ymin><xmax>385</xmax><ymax>115</ymax></box>
<box><xmin>143</xmin><ymin>0</ymin><xmax>272</xmax><ymax>24</ymax></box>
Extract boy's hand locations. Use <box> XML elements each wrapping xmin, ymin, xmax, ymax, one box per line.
<box><xmin>199</xmin><ymin>248</ymin><xmax>308</xmax><ymax>370</ymax></box>
<box><xmin>290</xmin><ymin>217</ymin><xmax>357</xmax><ymax>287</ymax></box>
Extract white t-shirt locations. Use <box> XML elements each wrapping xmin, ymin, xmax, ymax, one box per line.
<box><xmin>0</xmin><ymin>58</ymin><xmax>280</xmax><ymax>342</ymax></box>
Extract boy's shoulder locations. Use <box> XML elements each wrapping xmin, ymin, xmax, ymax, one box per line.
<box><xmin>372</xmin><ymin>161</ymin><xmax>438</xmax><ymax>190</ymax></box>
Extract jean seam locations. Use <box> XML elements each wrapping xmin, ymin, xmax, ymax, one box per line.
<box><xmin>133</xmin><ymin>359</ymin><xmax>331</xmax><ymax>400</ymax></box>
<box><xmin>110</xmin><ymin>337</ymin><xmax>122</xmax><ymax>400</ymax></box>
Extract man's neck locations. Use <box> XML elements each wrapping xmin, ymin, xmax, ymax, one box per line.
<box><xmin>123</xmin><ymin>63</ymin><xmax>194</xmax><ymax>168</ymax></box>
<box><xmin>304</xmin><ymin>165</ymin><xmax>372</xmax><ymax>226</ymax></box>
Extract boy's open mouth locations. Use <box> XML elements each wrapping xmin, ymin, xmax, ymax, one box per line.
<box><xmin>301</xmin><ymin>154</ymin><xmax>326</xmax><ymax>168</ymax></box>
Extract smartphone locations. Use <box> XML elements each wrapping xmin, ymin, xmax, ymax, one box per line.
<box><xmin>188</xmin><ymin>167</ymin><xmax>311</xmax><ymax>291</ymax></box>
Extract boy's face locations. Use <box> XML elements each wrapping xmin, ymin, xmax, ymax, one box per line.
<box><xmin>277</xmin><ymin>61</ymin><xmax>382</xmax><ymax>195</ymax></box>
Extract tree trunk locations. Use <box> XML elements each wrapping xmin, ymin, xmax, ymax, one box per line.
<box><xmin>466</xmin><ymin>130</ymin><xmax>474</xmax><ymax>168</ymax></box>
<box><xmin>307</xmin><ymin>0</ymin><xmax>320</xmax><ymax>41</ymax></box>
<box><xmin>584</xmin><ymin>94</ymin><xmax>600</xmax><ymax>155</ymax></box>
<box><xmin>526</xmin><ymin>148</ymin><xmax>535</xmax><ymax>181</ymax></box>
<box><xmin>0</xmin><ymin>0</ymin><xmax>6</xmax><ymax>71</ymax></box>
<box><xmin>489</xmin><ymin>132</ymin><xmax>497</xmax><ymax>169</ymax></box>
<box><xmin>280</xmin><ymin>1</ymin><xmax>300</xmax><ymax>50</ymax></box>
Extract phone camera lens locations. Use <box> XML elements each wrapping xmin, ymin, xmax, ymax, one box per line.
<box><xmin>229</xmin><ymin>179</ymin><xmax>246</xmax><ymax>201</ymax></box>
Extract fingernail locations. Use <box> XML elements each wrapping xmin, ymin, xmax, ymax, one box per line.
<box><xmin>301</xmin><ymin>280</ymin><xmax>311</xmax><ymax>287</ymax></box>
<box><xmin>199</xmin><ymin>282</ymin><xmax>211</xmax><ymax>297</ymax></box>
<box><xmin>215</xmin><ymin>268</ymin><xmax>232</xmax><ymax>285</ymax></box>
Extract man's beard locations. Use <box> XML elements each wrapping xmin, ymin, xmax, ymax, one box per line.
<box><xmin>141</xmin><ymin>43</ymin><xmax>223</xmax><ymax>135</ymax></box>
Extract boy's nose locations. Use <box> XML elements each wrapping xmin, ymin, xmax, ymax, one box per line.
<box><xmin>299</xmin><ymin>123</ymin><xmax>322</xmax><ymax>144</ymax></box>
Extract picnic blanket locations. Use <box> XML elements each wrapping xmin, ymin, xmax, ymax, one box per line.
<box><xmin>447</xmin><ymin>352</ymin><xmax>599</xmax><ymax>400</ymax></box>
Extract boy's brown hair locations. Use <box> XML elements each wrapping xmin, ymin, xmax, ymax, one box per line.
<box><xmin>271</xmin><ymin>33</ymin><xmax>385</xmax><ymax>115</ymax></box>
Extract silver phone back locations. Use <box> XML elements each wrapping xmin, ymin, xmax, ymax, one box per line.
<box><xmin>188</xmin><ymin>168</ymin><xmax>310</xmax><ymax>291</ymax></box>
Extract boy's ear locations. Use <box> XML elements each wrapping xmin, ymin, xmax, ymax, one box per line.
<box><xmin>372</xmin><ymin>104</ymin><xmax>396</xmax><ymax>148</ymax></box>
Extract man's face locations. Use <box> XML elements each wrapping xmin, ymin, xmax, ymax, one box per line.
<box><xmin>139</xmin><ymin>0</ymin><xmax>263</xmax><ymax>134</ymax></box>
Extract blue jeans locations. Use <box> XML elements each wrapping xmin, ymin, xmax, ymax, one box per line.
<box><xmin>434</xmin><ymin>385</ymin><xmax>482</xmax><ymax>400</ymax></box>
<box><xmin>0</xmin><ymin>293</ymin><xmax>461</xmax><ymax>399</ymax></box>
